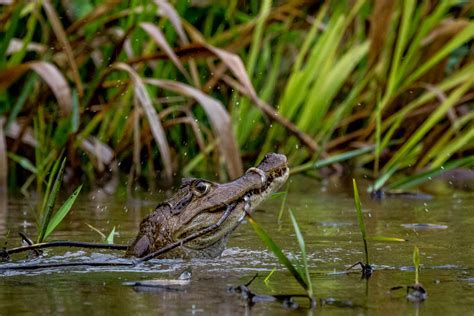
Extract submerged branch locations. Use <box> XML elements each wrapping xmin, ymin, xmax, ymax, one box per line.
<box><xmin>2</xmin><ymin>241</ymin><xmax>128</xmax><ymax>256</ymax></box>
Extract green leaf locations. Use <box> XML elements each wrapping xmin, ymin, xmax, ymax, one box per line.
<box><xmin>7</xmin><ymin>152</ymin><xmax>37</xmax><ymax>174</ymax></box>
<box><xmin>291</xmin><ymin>146</ymin><xmax>376</xmax><ymax>174</ymax></box>
<box><xmin>366</xmin><ymin>236</ymin><xmax>407</xmax><ymax>242</ymax></box>
<box><xmin>289</xmin><ymin>209</ymin><xmax>313</xmax><ymax>297</ymax></box>
<box><xmin>413</xmin><ymin>246</ymin><xmax>420</xmax><ymax>284</ymax></box>
<box><xmin>263</xmin><ymin>267</ymin><xmax>276</xmax><ymax>286</ymax></box>
<box><xmin>38</xmin><ymin>157</ymin><xmax>66</xmax><ymax>243</ymax></box>
<box><xmin>247</xmin><ymin>214</ymin><xmax>309</xmax><ymax>294</ymax></box>
<box><xmin>106</xmin><ymin>226</ymin><xmax>116</xmax><ymax>244</ymax></box>
<box><xmin>269</xmin><ymin>191</ymin><xmax>287</xmax><ymax>200</ymax></box>
<box><xmin>44</xmin><ymin>184</ymin><xmax>82</xmax><ymax>240</ymax></box>
<box><xmin>389</xmin><ymin>156</ymin><xmax>474</xmax><ymax>190</ymax></box>
<box><xmin>382</xmin><ymin>75</ymin><xmax>474</xmax><ymax>174</ymax></box>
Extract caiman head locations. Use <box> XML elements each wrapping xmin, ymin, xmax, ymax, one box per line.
<box><xmin>126</xmin><ymin>153</ymin><xmax>289</xmax><ymax>258</ymax></box>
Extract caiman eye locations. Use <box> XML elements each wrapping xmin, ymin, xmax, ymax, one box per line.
<box><xmin>194</xmin><ymin>181</ymin><xmax>210</xmax><ymax>196</ymax></box>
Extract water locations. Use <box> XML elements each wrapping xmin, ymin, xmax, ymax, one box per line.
<box><xmin>1</xmin><ymin>176</ymin><xmax>474</xmax><ymax>315</ymax></box>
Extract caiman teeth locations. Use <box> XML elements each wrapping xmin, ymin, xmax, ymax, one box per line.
<box><xmin>243</xmin><ymin>195</ymin><xmax>251</xmax><ymax>213</ymax></box>
<box><xmin>246</xmin><ymin>167</ymin><xmax>267</xmax><ymax>185</ymax></box>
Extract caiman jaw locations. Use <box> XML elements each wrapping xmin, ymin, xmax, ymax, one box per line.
<box><xmin>175</xmin><ymin>153</ymin><xmax>289</xmax><ymax>249</ymax></box>
<box><xmin>127</xmin><ymin>152</ymin><xmax>289</xmax><ymax>258</ymax></box>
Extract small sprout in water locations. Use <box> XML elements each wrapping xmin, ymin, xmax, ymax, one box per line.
<box><xmin>390</xmin><ymin>246</ymin><xmax>427</xmax><ymax>302</ymax></box>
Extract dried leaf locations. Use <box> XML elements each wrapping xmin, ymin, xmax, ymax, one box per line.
<box><xmin>145</xmin><ymin>78</ymin><xmax>243</xmax><ymax>178</ymax></box>
<box><xmin>205</xmin><ymin>44</ymin><xmax>318</xmax><ymax>153</ymax></box>
<box><xmin>140</xmin><ymin>22</ymin><xmax>190</xmax><ymax>80</ymax></box>
<box><xmin>5</xmin><ymin>121</ymin><xmax>37</xmax><ymax>147</ymax></box>
<box><xmin>29</xmin><ymin>62</ymin><xmax>73</xmax><ymax>116</ymax></box>
<box><xmin>0</xmin><ymin>62</ymin><xmax>72</xmax><ymax>116</ymax></box>
<box><xmin>79</xmin><ymin>136</ymin><xmax>115</xmax><ymax>172</ymax></box>
<box><xmin>114</xmin><ymin>63</ymin><xmax>173</xmax><ymax>183</ymax></box>
<box><xmin>369</xmin><ymin>0</ymin><xmax>396</xmax><ymax>65</ymax></box>
<box><xmin>42</xmin><ymin>0</ymin><xmax>83</xmax><ymax>96</ymax></box>
<box><xmin>421</xmin><ymin>19</ymin><xmax>470</xmax><ymax>83</ymax></box>
<box><xmin>206</xmin><ymin>45</ymin><xmax>257</xmax><ymax>98</ymax></box>
<box><xmin>154</xmin><ymin>0</ymin><xmax>189</xmax><ymax>44</ymax></box>
<box><xmin>6</xmin><ymin>38</ymin><xmax>46</xmax><ymax>55</ymax></box>
<box><xmin>422</xmin><ymin>19</ymin><xmax>470</xmax><ymax>46</ymax></box>
<box><xmin>152</xmin><ymin>0</ymin><xmax>200</xmax><ymax>86</ymax></box>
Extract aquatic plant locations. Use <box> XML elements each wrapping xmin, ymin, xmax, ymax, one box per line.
<box><xmin>349</xmin><ymin>179</ymin><xmax>373</xmax><ymax>277</ymax></box>
<box><xmin>390</xmin><ymin>246</ymin><xmax>428</xmax><ymax>302</ymax></box>
<box><xmin>37</xmin><ymin>157</ymin><xmax>82</xmax><ymax>243</ymax></box>
<box><xmin>350</xmin><ymin>179</ymin><xmax>406</xmax><ymax>277</ymax></box>
<box><xmin>247</xmin><ymin>212</ymin><xmax>314</xmax><ymax>301</ymax></box>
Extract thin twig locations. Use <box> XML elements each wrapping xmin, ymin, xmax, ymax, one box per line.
<box><xmin>3</xmin><ymin>241</ymin><xmax>128</xmax><ymax>256</ymax></box>
<box><xmin>0</xmin><ymin>261</ymin><xmax>134</xmax><ymax>271</ymax></box>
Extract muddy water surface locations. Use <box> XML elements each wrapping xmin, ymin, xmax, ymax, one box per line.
<box><xmin>1</xmin><ymin>176</ymin><xmax>473</xmax><ymax>315</ymax></box>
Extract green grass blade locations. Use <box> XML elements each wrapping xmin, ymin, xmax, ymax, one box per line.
<box><xmin>7</xmin><ymin>152</ymin><xmax>37</xmax><ymax>174</ymax></box>
<box><xmin>106</xmin><ymin>226</ymin><xmax>116</xmax><ymax>244</ymax></box>
<box><xmin>38</xmin><ymin>157</ymin><xmax>66</xmax><ymax>243</ymax></box>
<box><xmin>413</xmin><ymin>246</ymin><xmax>420</xmax><ymax>284</ymax></box>
<box><xmin>247</xmin><ymin>214</ymin><xmax>309</xmax><ymax>294</ymax></box>
<box><xmin>291</xmin><ymin>146</ymin><xmax>375</xmax><ymax>174</ymax></box>
<box><xmin>429</xmin><ymin>128</ymin><xmax>474</xmax><ymax>168</ymax></box>
<box><xmin>353</xmin><ymin>179</ymin><xmax>369</xmax><ymax>265</ymax></box>
<box><xmin>263</xmin><ymin>267</ymin><xmax>276</xmax><ymax>286</ymax></box>
<box><xmin>289</xmin><ymin>209</ymin><xmax>313</xmax><ymax>297</ymax></box>
<box><xmin>389</xmin><ymin>156</ymin><xmax>474</xmax><ymax>190</ymax></box>
<box><xmin>366</xmin><ymin>236</ymin><xmax>407</xmax><ymax>242</ymax></box>
<box><xmin>404</xmin><ymin>23</ymin><xmax>474</xmax><ymax>89</ymax></box>
<box><xmin>382</xmin><ymin>77</ymin><xmax>474</xmax><ymax>175</ymax></box>
<box><xmin>374</xmin><ymin>97</ymin><xmax>382</xmax><ymax>176</ymax></box>
<box><xmin>0</xmin><ymin>1</ymin><xmax>22</xmax><ymax>68</ymax></box>
<box><xmin>386</xmin><ymin>0</ymin><xmax>414</xmax><ymax>97</ymax></box>
<box><xmin>44</xmin><ymin>184</ymin><xmax>82</xmax><ymax>240</ymax></box>
<box><xmin>277</xmin><ymin>187</ymin><xmax>288</xmax><ymax>223</ymax></box>
<box><xmin>6</xmin><ymin>74</ymin><xmax>36</xmax><ymax>129</ymax></box>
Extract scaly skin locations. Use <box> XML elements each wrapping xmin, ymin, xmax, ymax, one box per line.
<box><xmin>126</xmin><ymin>153</ymin><xmax>289</xmax><ymax>258</ymax></box>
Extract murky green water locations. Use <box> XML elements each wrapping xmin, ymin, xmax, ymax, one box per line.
<box><xmin>1</xmin><ymin>176</ymin><xmax>474</xmax><ymax>315</ymax></box>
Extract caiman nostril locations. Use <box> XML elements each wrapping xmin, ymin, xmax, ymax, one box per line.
<box><xmin>246</xmin><ymin>167</ymin><xmax>267</xmax><ymax>185</ymax></box>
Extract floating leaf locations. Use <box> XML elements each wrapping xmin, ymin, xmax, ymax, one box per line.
<box><xmin>367</xmin><ymin>236</ymin><xmax>407</xmax><ymax>242</ymax></box>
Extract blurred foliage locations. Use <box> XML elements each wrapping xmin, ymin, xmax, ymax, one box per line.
<box><xmin>0</xmin><ymin>0</ymin><xmax>473</xmax><ymax>194</ymax></box>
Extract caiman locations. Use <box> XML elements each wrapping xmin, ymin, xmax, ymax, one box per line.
<box><xmin>126</xmin><ymin>153</ymin><xmax>289</xmax><ymax>259</ymax></box>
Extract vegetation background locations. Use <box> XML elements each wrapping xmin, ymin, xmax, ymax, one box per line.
<box><xmin>1</xmin><ymin>0</ymin><xmax>473</xmax><ymax>196</ymax></box>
